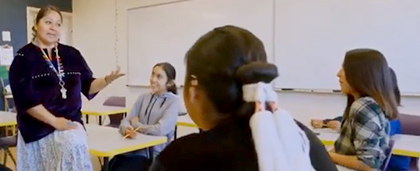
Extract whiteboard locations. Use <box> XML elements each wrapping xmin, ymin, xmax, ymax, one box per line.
<box><xmin>274</xmin><ymin>0</ymin><xmax>420</xmax><ymax>93</ymax></box>
<box><xmin>127</xmin><ymin>0</ymin><xmax>274</xmax><ymax>86</ymax></box>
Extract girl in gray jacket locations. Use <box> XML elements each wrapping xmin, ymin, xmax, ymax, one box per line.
<box><xmin>119</xmin><ymin>62</ymin><xmax>180</xmax><ymax>158</ymax></box>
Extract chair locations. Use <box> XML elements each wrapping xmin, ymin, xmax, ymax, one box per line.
<box><xmin>103</xmin><ymin>96</ymin><xmax>126</xmax><ymax>128</ymax></box>
<box><xmin>398</xmin><ymin>113</ymin><xmax>420</xmax><ymax>171</ymax></box>
<box><xmin>96</xmin><ymin>96</ymin><xmax>126</xmax><ymax>166</ymax></box>
<box><xmin>174</xmin><ymin>125</ymin><xmax>178</xmax><ymax>140</ymax></box>
<box><xmin>0</xmin><ymin>78</ymin><xmax>15</xmax><ymax>138</ymax></box>
<box><xmin>0</xmin><ymin>136</ymin><xmax>16</xmax><ymax>167</ymax></box>
<box><xmin>381</xmin><ymin>139</ymin><xmax>395</xmax><ymax>171</ymax></box>
<box><xmin>0</xmin><ymin>77</ymin><xmax>13</xmax><ymax>112</ymax></box>
<box><xmin>399</xmin><ymin>114</ymin><xmax>420</xmax><ymax>136</ymax></box>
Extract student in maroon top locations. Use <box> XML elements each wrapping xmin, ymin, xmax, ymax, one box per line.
<box><xmin>9</xmin><ymin>5</ymin><xmax>124</xmax><ymax>170</ymax></box>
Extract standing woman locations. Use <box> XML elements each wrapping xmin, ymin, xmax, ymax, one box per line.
<box><xmin>9</xmin><ymin>5</ymin><xmax>124</xmax><ymax>171</ymax></box>
<box><xmin>330</xmin><ymin>49</ymin><xmax>398</xmax><ymax>170</ymax></box>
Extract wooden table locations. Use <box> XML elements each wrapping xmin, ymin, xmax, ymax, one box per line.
<box><xmin>82</xmin><ymin>104</ymin><xmax>130</xmax><ymax>125</ymax></box>
<box><xmin>86</xmin><ymin>124</ymin><xmax>167</xmax><ymax>171</ymax></box>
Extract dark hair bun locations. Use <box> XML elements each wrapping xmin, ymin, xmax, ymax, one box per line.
<box><xmin>235</xmin><ymin>62</ymin><xmax>278</xmax><ymax>84</ymax></box>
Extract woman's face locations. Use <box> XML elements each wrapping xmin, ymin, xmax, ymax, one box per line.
<box><xmin>35</xmin><ymin>11</ymin><xmax>62</xmax><ymax>45</ymax></box>
<box><xmin>337</xmin><ymin>68</ymin><xmax>352</xmax><ymax>95</ymax></box>
<box><xmin>149</xmin><ymin>66</ymin><xmax>169</xmax><ymax>94</ymax></box>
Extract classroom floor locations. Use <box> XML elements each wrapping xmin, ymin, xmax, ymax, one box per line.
<box><xmin>0</xmin><ymin>115</ymin><xmax>197</xmax><ymax>171</ymax></box>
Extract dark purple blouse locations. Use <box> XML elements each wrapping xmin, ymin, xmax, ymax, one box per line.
<box><xmin>9</xmin><ymin>43</ymin><xmax>97</xmax><ymax>143</ymax></box>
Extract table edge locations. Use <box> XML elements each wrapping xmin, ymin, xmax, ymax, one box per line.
<box><xmin>392</xmin><ymin>149</ymin><xmax>420</xmax><ymax>157</ymax></box>
<box><xmin>176</xmin><ymin>122</ymin><xmax>198</xmax><ymax>128</ymax></box>
<box><xmin>0</xmin><ymin>121</ymin><xmax>17</xmax><ymax>127</ymax></box>
<box><xmin>321</xmin><ymin>140</ymin><xmax>420</xmax><ymax>157</ymax></box>
<box><xmin>89</xmin><ymin>138</ymin><xmax>167</xmax><ymax>157</ymax></box>
<box><xmin>82</xmin><ymin>109</ymin><xmax>130</xmax><ymax>116</ymax></box>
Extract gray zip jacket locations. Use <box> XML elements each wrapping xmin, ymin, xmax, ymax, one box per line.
<box><xmin>119</xmin><ymin>92</ymin><xmax>180</xmax><ymax>158</ymax></box>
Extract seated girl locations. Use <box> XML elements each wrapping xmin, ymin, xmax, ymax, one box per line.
<box><xmin>311</xmin><ymin>67</ymin><xmax>400</xmax><ymax>132</ymax></box>
<box><xmin>119</xmin><ymin>62</ymin><xmax>180</xmax><ymax>158</ymax></box>
<box><xmin>313</xmin><ymin>67</ymin><xmax>410</xmax><ymax>170</ymax></box>
<box><xmin>149</xmin><ymin>25</ymin><xmax>337</xmax><ymax>171</ymax></box>
<box><xmin>329</xmin><ymin>49</ymin><xmax>398</xmax><ymax>170</ymax></box>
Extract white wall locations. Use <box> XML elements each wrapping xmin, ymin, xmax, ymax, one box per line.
<box><xmin>72</xmin><ymin>0</ymin><xmax>420</xmax><ymax>123</ymax></box>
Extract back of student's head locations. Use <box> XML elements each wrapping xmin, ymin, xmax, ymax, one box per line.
<box><xmin>153</xmin><ymin>62</ymin><xmax>177</xmax><ymax>94</ymax></box>
<box><xmin>389</xmin><ymin>67</ymin><xmax>401</xmax><ymax>105</ymax></box>
<box><xmin>342</xmin><ymin>48</ymin><xmax>398</xmax><ymax>119</ymax></box>
<box><xmin>184</xmin><ymin>25</ymin><xmax>277</xmax><ymax>123</ymax></box>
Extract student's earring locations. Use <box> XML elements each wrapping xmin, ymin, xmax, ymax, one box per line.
<box><xmin>190</xmin><ymin>75</ymin><xmax>198</xmax><ymax>86</ymax></box>
<box><xmin>187</xmin><ymin>75</ymin><xmax>199</xmax><ymax>102</ymax></box>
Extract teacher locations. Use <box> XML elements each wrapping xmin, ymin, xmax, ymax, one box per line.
<box><xmin>9</xmin><ymin>5</ymin><xmax>124</xmax><ymax>170</ymax></box>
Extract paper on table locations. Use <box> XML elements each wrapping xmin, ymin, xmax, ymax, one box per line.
<box><xmin>0</xmin><ymin>46</ymin><xmax>14</xmax><ymax>66</ymax></box>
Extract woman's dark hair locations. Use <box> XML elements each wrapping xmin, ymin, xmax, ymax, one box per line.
<box><xmin>184</xmin><ymin>25</ymin><xmax>278</xmax><ymax>120</ymax></box>
<box><xmin>389</xmin><ymin>68</ymin><xmax>401</xmax><ymax>105</ymax></box>
<box><xmin>32</xmin><ymin>5</ymin><xmax>63</xmax><ymax>41</ymax></box>
<box><xmin>154</xmin><ymin>62</ymin><xmax>177</xmax><ymax>94</ymax></box>
<box><xmin>342</xmin><ymin>67</ymin><xmax>400</xmax><ymax>123</ymax></box>
<box><xmin>342</xmin><ymin>48</ymin><xmax>398</xmax><ymax>119</ymax></box>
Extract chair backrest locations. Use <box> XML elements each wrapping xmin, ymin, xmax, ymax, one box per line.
<box><xmin>103</xmin><ymin>96</ymin><xmax>126</xmax><ymax>127</ymax></box>
<box><xmin>398</xmin><ymin>114</ymin><xmax>420</xmax><ymax>136</ymax></box>
<box><xmin>102</xmin><ymin>96</ymin><xmax>126</xmax><ymax>107</ymax></box>
<box><xmin>396</xmin><ymin>114</ymin><xmax>420</xmax><ymax>171</ymax></box>
<box><xmin>381</xmin><ymin>139</ymin><xmax>395</xmax><ymax>171</ymax></box>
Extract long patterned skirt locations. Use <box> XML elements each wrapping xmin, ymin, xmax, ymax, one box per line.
<box><xmin>17</xmin><ymin>123</ymin><xmax>93</xmax><ymax>171</ymax></box>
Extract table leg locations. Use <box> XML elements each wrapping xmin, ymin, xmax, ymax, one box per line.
<box><xmin>148</xmin><ymin>148</ymin><xmax>154</xmax><ymax>159</ymax></box>
<box><xmin>86</xmin><ymin>115</ymin><xmax>89</xmax><ymax>124</ymax></box>
<box><xmin>99</xmin><ymin>116</ymin><xmax>102</xmax><ymax>125</ymax></box>
<box><xmin>3</xmin><ymin>151</ymin><xmax>7</xmax><ymax>166</ymax></box>
<box><xmin>102</xmin><ymin>157</ymin><xmax>109</xmax><ymax>171</ymax></box>
<box><xmin>174</xmin><ymin>126</ymin><xmax>177</xmax><ymax>139</ymax></box>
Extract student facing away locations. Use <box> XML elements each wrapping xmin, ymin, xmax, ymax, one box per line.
<box><xmin>329</xmin><ymin>49</ymin><xmax>398</xmax><ymax>171</ymax></box>
<box><xmin>149</xmin><ymin>25</ymin><xmax>337</xmax><ymax>171</ymax></box>
<box><xmin>111</xmin><ymin>63</ymin><xmax>180</xmax><ymax>171</ymax></box>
